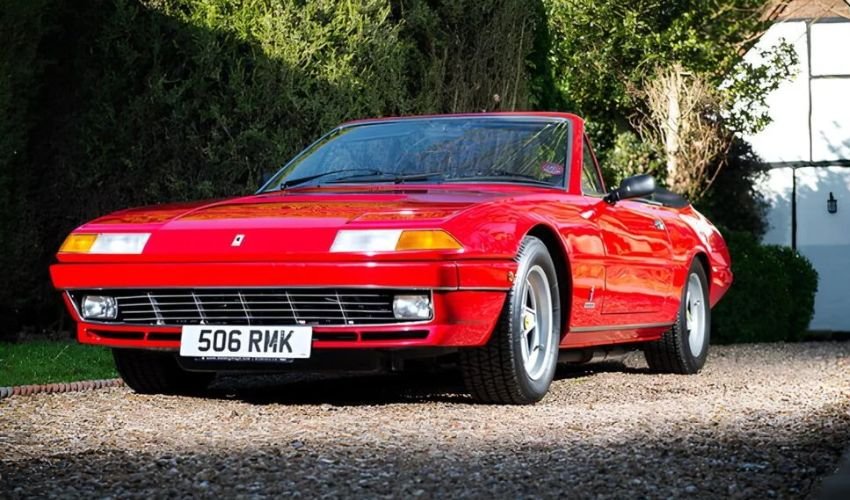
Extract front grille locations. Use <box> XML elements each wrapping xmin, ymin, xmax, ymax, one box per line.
<box><xmin>69</xmin><ymin>289</ymin><xmax>429</xmax><ymax>327</ymax></box>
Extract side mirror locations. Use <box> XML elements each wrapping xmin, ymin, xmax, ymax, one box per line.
<box><xmin>603</xmin><ymin>174</ymin><xmax>656</xmax><ymax>204</ymax></box>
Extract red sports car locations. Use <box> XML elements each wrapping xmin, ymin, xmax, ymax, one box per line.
<box><xmin>51</xmin><ymin>112</ymin><xmax>732</xmax><ymax>404</ymax></box>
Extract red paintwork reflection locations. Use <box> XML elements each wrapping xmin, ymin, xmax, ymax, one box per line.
<box><xmin>180</xmin><ymin>201</ymin><xmax>470</xmax><ymax>221</ymax></box>
<box><xmin>593</xmin><ymin>201</ymin><xmax>674</xmax><ymax>314</ymax></box>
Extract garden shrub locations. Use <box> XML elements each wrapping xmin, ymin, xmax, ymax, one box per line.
<box><xmin>772</xmin><ymin>245</ymin><xmax>818</xmax><ymax>341</ymax></box>
<box><xmin>696</xmin><ymin>139</ymin><xmax>770</xmax><ymax>238</ymax></box>
<box><xmin>0</xmin><ymin>0</ymin><xmax>54</xmax><ymax>334</ymax></box>
<box><xmin>712</xmin><ymin>230</ymin><xmax>818</xmax><ymax>343</ymax></box>
<box><xmin>398</xmin><ymin>0</ymin><xmax>541</xmax><ymax>112</ymax></box>
<box><xmin>1</xmin><ymin>0</ymin><xmax>415</xmax><ymax>332</ymax></box>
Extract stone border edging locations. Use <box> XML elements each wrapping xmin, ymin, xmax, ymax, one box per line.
<box><xmin>0</xmin><ymin>378</ymin><xmax>124</xmax><ymax>400</ymax></box>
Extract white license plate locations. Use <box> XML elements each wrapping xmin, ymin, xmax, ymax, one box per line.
<box><xmin>180</xmin><ymin>325</ymin><xmax>312</xmax><ymax>359</ymax></box>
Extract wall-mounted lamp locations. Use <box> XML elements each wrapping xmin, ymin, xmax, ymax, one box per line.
<box><xmin>827</xmin><ymin>192</ymin><xmax>838</xmax><ymax>214</ymax></box>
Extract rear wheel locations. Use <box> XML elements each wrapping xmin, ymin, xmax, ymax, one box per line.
<box><xmin>113</xmin><ymin>349</ymin><xmax>214</xmax><ymax>395</ymax></box>
<box><xmin>644</xmin><ymin>260</ymin><xmax>710</xmax><ymax>374</ymax></box>
<box><xmin>460</xmin><ymin>236</ymin><xmax>561</xmax><ymax>404</ymax></box>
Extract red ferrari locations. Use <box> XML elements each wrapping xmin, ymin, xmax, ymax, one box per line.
<box><xmin>51</xmin><ymin>112</ymin><xmax>732</xmax><ymax>404</ymax></box>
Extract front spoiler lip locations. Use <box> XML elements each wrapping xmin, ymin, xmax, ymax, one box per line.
<box><xmin>50</xmin><ymin>260</ymin><xmax>515</xmax><ymax>291</ymax></box>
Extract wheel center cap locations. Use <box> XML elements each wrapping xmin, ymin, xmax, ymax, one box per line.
<box><xmin>523</xmin><ymin>313</ymin><xmax>535</xmax><ymax>331</ymax></box>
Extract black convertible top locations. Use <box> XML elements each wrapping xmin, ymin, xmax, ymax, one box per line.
<box><xmin>647</xmin><ymin>187</ymin><xmax>690</xmax><ymax>208</ymax></box>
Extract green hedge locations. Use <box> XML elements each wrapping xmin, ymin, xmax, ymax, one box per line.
<box><xmin>0</xmin><ymin>0</ymin><xmax>53</xmax><ymax>331</ymax></box>
<box><xmin>712</xmin><ymin>230</ymin><xmax>819</xmax><ymax>343</ymax></box>
<box><xmin>773</xmin><ymin>244</ymin><xmax>819</xmax><ymax>340</ymax></box>
<box><xmin>0</xmin><ymin>0</ymin><xmax>542</xmax><ymax>332</ymax></box>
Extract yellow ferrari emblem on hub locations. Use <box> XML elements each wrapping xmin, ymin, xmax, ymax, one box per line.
<box><xmin>523</xmin><ymin>313</ymin><xmax>535</xmax><ymax>331</ymax></box>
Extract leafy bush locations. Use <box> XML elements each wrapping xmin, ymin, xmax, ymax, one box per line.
<box><xmin>712</xmin><ymin>230</ymin><xmax>818</xmax><ymax>343</ymax></box>
<box><xmin>603</xmin><ymin>130</ymin><xmax>663</xmax><ymax>188</ymax></box>
<box><xmin>0</xmin><ymin>0</ymin><xmax>54</xmax><ymax>333</ymax></box>
<box><xmin>2</xmin><ymin>0</ymin><xmax>413</xmax><ymax>332</ymax></box>
<box><xmin>772</xmin><ymin>245</ymin><xmax>819</xmax><ymax>341</ymax></box>
<box><xmin>696</xmin><ymin>138</ymin><xmax>769</xmax><ymax>238</ymax></box>
<box><xmin>542</xmin><ymin>0</ymin><xmax>795</xmax><ymax>154</ymax></box>
<box><xmin>399</xmin><ymin>0</ymin><xmax>542</xmax><ymax>112</ymax></box>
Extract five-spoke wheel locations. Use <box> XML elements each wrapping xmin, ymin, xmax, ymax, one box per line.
<box><xmin>460</xmin><ymin>236</ymin><xmax>561</xmax><ymax>404</ymax></box>
<box><xmin>519</xmin><ymin>265</ymin><xmax>557</xmax><ymax>382</ymax></box>
<box><xmin>644</xmin><ymin>259</ymin><xmax>711</xmax><ymax>374</ymax></box>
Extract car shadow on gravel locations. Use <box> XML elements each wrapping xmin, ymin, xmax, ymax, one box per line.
<box><xmin>201</xmin><ymin>360</ymin><xmax>647</xmax><ymax>406</ymax></box>
<box><xmin>206</xmin><ymin>369</ymin><xmax>475</xmax><ymax>406</ymax></box>
<box><xmin>555</xmin><ymin>360</ymin><xmax>650</xmax><ymax>378</ymax></box>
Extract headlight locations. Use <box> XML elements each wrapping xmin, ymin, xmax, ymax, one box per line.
<box><xmin>59</xmin><ymin>233</ymin><xmax>150</xmax><ymax>254</ymax></box>
<box><xmin>330</xmin><ymin>229</ymin><xmax>402</xmax><ymax>252</ymax></box>
<box><xmin>393</xmin><ymin>294</ymin><xmax>432</xmax><ymax>320</ymax></box>
<box><xmin>81</xmin><ymin>295</ymin><xmax>117</xmax><ymax>319</ymax></box>
<box><xmin>330</xmin><ymin>229</ymin><xmax>462</xmax><ymax>252</ymax></box>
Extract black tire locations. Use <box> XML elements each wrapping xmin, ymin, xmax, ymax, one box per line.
<box><xmin>644</xmin><ymin>259</ymin><xmax>710</xmax><ymax>374</ymax></box>
<box><xmin>460</xmin><ymin>236</ymin><xmax>561</xmax><ymax>404</ymax></box>
<box><xmin>113</xmin><ymin>349</ymin><xmax>214</xmax><ymax>395</ymax></box>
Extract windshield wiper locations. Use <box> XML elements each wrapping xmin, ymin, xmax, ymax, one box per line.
<box><xmin>449</xmin><ymin>173</ymin><xmax>553</xmax><ymax>186</ymax></box>
<box><xmin>327</xmin><ymin>171</ymin><xmax>444</xmax><ymax>184</ymax></box>
<box><xmin>276</xmin><ymin>168</ymin><xmax>384</xmax><ymax>190</ymax></box>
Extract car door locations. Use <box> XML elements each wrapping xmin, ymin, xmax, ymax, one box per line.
<box><xmin>579</xmin><ymin>136</ymin><xmax>674</xmax><ymax>316</ymax></box>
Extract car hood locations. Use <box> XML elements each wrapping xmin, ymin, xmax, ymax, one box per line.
<box><xmin>70</xmin><ymin>185</ymin><xmax>531</xmax><ymax>262</ymax></box>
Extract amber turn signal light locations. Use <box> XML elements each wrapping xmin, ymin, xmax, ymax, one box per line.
<box><xmin>59</xmin><ymin>234</ymin><xmax>97</xmax><ymax>253</ymax></box>
<box><xmin>395</xmin><ymin>230</ymin><xmax>462</xmax><ymax>251</ymax></box>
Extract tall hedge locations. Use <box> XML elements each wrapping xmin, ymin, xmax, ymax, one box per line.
<box><xmin>398</xmin><ymin>0</ymin><xmax>542</xmax><ymax>112</ymax></box>
<box><xmin>712</xmin><ymin>230</ymin><xmax>819</xmax><ymax>344</ymax></box>
<box><xmin>0</xmin><ymin>0</ymin><xmax>54</xmax><ymax>330</ymax></box>
<box><xmin>0</xmin><ymin>0</ymin><xmax>543</xmax><ymax>331</ymax></box>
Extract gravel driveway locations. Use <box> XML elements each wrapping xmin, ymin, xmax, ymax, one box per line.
<box><xmin>1</xmin><ymin>342</ymin><xmax>849</xmax><ymax>499</ymax></box>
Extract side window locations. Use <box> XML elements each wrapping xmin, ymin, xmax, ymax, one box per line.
<box><xmin>581</xmin><ymin>136</ymin><xmax>605</xmax><ymax>195</ymax></box>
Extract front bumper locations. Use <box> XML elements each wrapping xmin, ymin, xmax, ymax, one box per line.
<box><xmin>51</xmin><ymin>260</ymin><xmax>515</xmax><ymax>350</ymax></box>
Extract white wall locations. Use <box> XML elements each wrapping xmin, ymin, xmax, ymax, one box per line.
<box><xmin>810</xmin><ymin>22</ymin><xmax>850</xmax><ymax>75</ymax></box>
<box><xmin>810</xmin><ymin>21</ymin><xmax>850</xmax><ymax>162</ymax></box>
<box><xmin>795</xmin><ymin>167</ymin><xmax>850</xmax><ymax>331</ymax></box>
<box><xmin>745</xmin><ymin>20</ymin><xmax>850</xmax><ymax>331</ymax></box>
<box><xmin>811</xmin><ymin>79</ymin><xmax>850</xmax><ymax>161</ymax></box>
<box><xmin>758</xmin><ymin>167</ymin><xmax>794</xmax><ymax>247</ymax></box>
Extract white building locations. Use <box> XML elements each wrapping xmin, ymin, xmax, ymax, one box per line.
<box><xmin>743</xmin><ymin>0</ymin><xmax>850</xmax><ymax>331</ymax></box>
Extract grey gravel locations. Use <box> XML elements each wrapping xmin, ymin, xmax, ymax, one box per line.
<box><xmin>1</xmin><ymin>342</ymin><xmax>849</xmax><ymax>499</ymax></box>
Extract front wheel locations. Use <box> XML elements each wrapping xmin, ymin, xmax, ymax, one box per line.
<box><xmin>113</xmin><ymin>349</ymin><xmax>214</xmax><ymax>395</ymax></box>
<box><xmin>644</xmin><ymin>259</ymin><xmax>710</xmax><ymax>374</ymax></box>
<box><xmin>460</xmin><ymin>236</ymin><xmax>561</xmax><ymax>404</ymax></box>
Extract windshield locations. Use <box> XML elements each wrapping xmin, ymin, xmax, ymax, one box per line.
<box><xmin>262</xmin><ymin>117</ymin><xmax>571</xmax><ymax>191</ymax></box>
